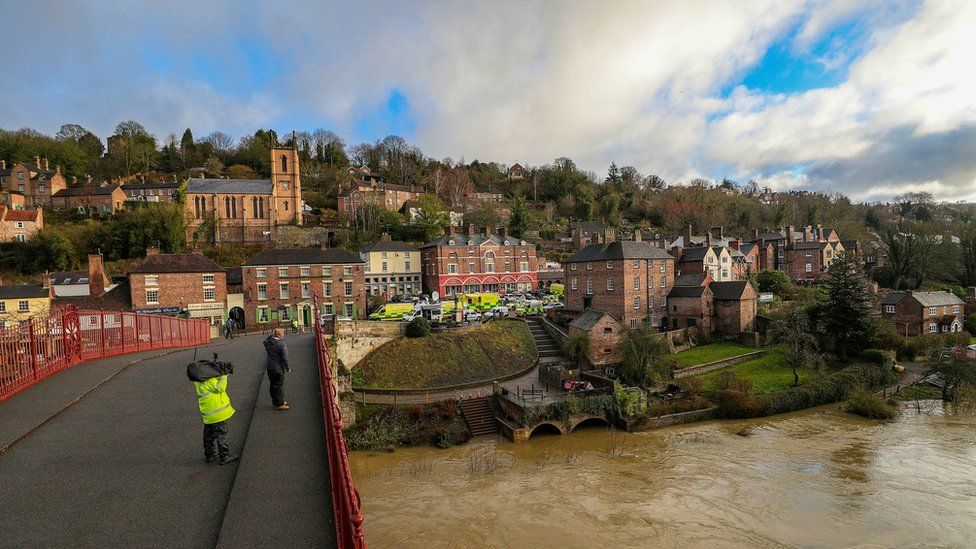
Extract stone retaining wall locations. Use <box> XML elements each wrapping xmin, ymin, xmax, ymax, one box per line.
<box><xmin>333</xmin><ymin>319</ymin><xmax>405</xmax><ymax>372</ymax></box>
<box><xmin>671</xmin><ymin>350</ymin><xmax>766</xmax><ymax>379</ymax></box>
<box><xmin>638</xmin><ymin>407</ymin><xmax>715</xmax><ymax>429</ymax></box>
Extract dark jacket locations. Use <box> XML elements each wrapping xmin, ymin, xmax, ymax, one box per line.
<box><xmin>264</xmin><ymin>335</ymin><xmax>290</xmax><ymax>373</ymax></box>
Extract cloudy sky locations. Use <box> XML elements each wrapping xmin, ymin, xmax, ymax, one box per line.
<box><xmin>1</xmin><ymin>0</ymin><xmax>973</xmax><ymax>202</ymax></box>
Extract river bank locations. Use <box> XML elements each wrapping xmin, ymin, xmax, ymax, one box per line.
<box><xmin>350</xmin><ymin>402</ymin><xmax>976</xmax><ymax>547</ymax></box>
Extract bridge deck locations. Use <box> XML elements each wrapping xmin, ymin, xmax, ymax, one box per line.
<box><xmin>0</xmin><ymin>332</ymin><xmax>335</xmax><ymax>549</ymax></box>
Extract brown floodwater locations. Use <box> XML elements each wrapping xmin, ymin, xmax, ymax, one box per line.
<box><xmin>349</xmin><ymin>403</ymin><xmax>976</xmax><ymax>548</ymax></box>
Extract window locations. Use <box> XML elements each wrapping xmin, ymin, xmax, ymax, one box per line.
<box><xmin>0</xmin><ymin>302</ymin><xmax>5</xmax><ymax>313</ymax></box>
<box><xmin>607</xmin><ymin>278</ymin><xmax>614</xmax><ymax>291</ymax></box>
<box><xmin>468</xmin><ymin>262</ymin><xmax>475</xmax><ymax>272</ymax></box>
<box><xmin>660</xmin><ymin>276</ymin><xmax>666</xmax><ymax>287</ymax></box>
<box><xmin>323</xmin><ymin>303</ymin><xmax>334</xmax><ymax>315</ymax></box>
<box><xmin>661</xmin><ymin>297</ymin><xmax>666</xmax><ymax>310</ymax></box>
<box><xmin>257</xmin><ymin>284</ymin><xmax>267</xmax><ymax>300</ymax></box>
<box><xmin>324</xmin><ymin>282</ymin><xmax>333</xmax><ymax>297</ymax></box>
<box><xmin>953</xmin><ymin>305</ymin><xmax>960</xmax><ymax>314</ymax></box>
<box><xmin>258</xmin><ymin>307</ymin><xmax>269</xmax><ymax>322</ymax></box>
<box><xmin>929</xmin><ymin>322</ymin><xmax>937</xmax><ymax>333</ymax></box>
<box><xmin>586</xmin><ymin>279</ymin><xmax>593</xmax><ymax>295</ymax></box>
<box><xmin>284</xmin><ymin>201</ymin><xmax>289</xmax><ymax>212</ymax></box>
<box><xmin>301</xmin><ymin>266</ymin><xmax>311</xmax><ymax>276</ymax></box>
<box><xmin>884</xmin><ymin>305</ymin><xmax>895</xmax><ymax>314</ymax></box>
<box><xmin>633</xmin><ymin>260</ymin><xmax>639</xmax><ymax>269</ymax></box>
<box><xmin>571</xmin><ymin>277</ymin><xmax>577</xmax><ymax>290</ymax></box>
<box><xmin>721</xmin><ymin>269</ymin><xmax>728</xmax><ymax>278</ymax></box>
<box><xmin>17</xmin><ymin>172</ymin><xmax>24</xmax><ymax>180</ymax></box>
<box><xmin>145</xmin><ymin>275</ymin><xmax>159</xmax><ymax>286</ymax></box>
<box><xmin>633</xmin><ymin>277</ymin><xmax>640</xmax><ymax>290</ymax></box>
<box><xmin>607</xmin><ymin>261</ymin><xmax>613</xmax><ymax>269</ymax></box>
<box><xmin>929</xmin><ymin>307</ymin><xmax>936</xmax><ymax>316</ymax></box>
<box><xmin>281</xmin><ymin>154</ymin><xmax>288</xmax><ymax>173</ymax></box>
<box><xmin>941</xmin><ymin>324</ymin><xmax>949</xmax><ymax>333</ymax></box>
<box><xmin>344</xmin><ymin>267</ymin><xmax>352</xmax><ymax>275</ymax></box>
<box><xmin>571</xmin><ymin>264</ymin><xmax>577</xmax><ymax>271</ymax></box>
<box><xmin>604</xmin><ymin>326</ymin><xmax>613</xmax><ymax>334</ymax></box>
<box><xmin>344</xmin><ymin>281</ymin><xmax>353</xmax><ymax>296</ymax></box>
<box><xmin>256</xmin><ymin>268</ymin><xmax>266</xmax><ymax>278</ymax></box>
<box><xmin>633</xmin><ymin>296</ymin><xmax>640</xmax><ymax>309</ymax></box>
<box><xmin>382</xmin><ymin>262</ymin><xmax>388</xmax><ymax>272</ymax></box>
<box><xmin>280</xmin><ymin>282</ymin><xmax>290</xmax><ymax>299</ymax></box>
<box><xmin>778</xmin><ymin>248</ymin><xmax>784</xmax><ymax>258</ymax></box>
<box><xmin>630</xmin><ymin>318</ymin><xmax>638</xmax><ymax>329</ymax></box>
<box><xmin>520</xmin><ymin>261</ymin><xmax>529</xmax><ymax>272</ymax></box>
<box><xmin>302</xmin><ymin>282</ymin><xmax>311</xmax><ymax>298</ymax></box>
<box><xmin>344</xmin><ymin>303</ymin><xmax>354</xmax><ymax>317</ymax></box>
<box><xmin>805</xmin><ymin>263</ymin><xmax>812</xmax><ymax>273</ymax></box>
<box><xmin>648</xmin><ymin>296</ymin><xmax>654</xmax><ymax>309</ymax></box>
<box><xmin>145</xmin><ymin>290</ymin><xmax>159</xmax><ymax>305</ymax></box>
<box><xmin>722</xmin><ymin>256</ymin><xmax>728</xmax><ymax>263</ymax></box>
<box><xmin>405</xmin><ymin>261</ymin><xmax>411</xmax><ymax>271</ymax></box>
<box><xmin>14</xmin><ymin>234</ymin><xmax>26</xmax><ymax>242</ymax></box>
<box><xmin>405</xmin><ymin>252</ymin><xmax>411</xmax><ymax>259</ymax></box>
<box><xmin>203</xmin><ymin>273</ymin><xmax>215</xmax><ymax>284</ymax></box>
<box><xmin>279</xmin><ymin>267</ymin><xmax>289</xmax><ymax>278</ymax></box>
<box><xmin>14</xmin><ymin>221</ymin><xmax>24</xmax><ymax>229</ymax></box>
<box><xmin>324</xmin><ymin>266</ymin><xmax>332</xmax><ymax>276</ymax></box>
<box><xmin>204</xmin><ymin>287</ymin><xmax>215</xmax><ymax>301</ymax></box>
<box><xmin>587</xmin><ymin>262</ymin><xmax>593</xmax><ymax>270</ymax></box>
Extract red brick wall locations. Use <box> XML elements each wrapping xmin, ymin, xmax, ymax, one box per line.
<box><xmin>883</xmin><ymin>296</ymin><xmax>965</xmax><ymax>337</ymax></box>
<box><xmin>421</xmin><ymin>236</ymin><xmax>540</xmax><ymax>295</ymax></box>
<box><xmin>668</xmin><ymin>294</ymin><xmax>712</xmax><ymax>331</ymax></box>
<box><xmin>571</xmin><ymin>314</ymin><xmax>625</xmax><ymax>366</ymax></box>
<box><xmin>242</xmin><ymin>262</ymin><xmax>366</xmax><ymax>323</ymax></box>
<box><xmin>564</xmin><ymin>257</ymin><xmax>674</xmax><ymax>328</ymax></box>
<box><xmin>130</xmin><ymin>271</ymin><xmax>227</xmax><ymax>311</ymax></box>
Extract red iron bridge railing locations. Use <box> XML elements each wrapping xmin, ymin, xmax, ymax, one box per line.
<box><xmin>0</xmin><ymin>305</ymin><xmax>210</xmax><ymax>403</ymax></box>
<box><xmin>313</xmin><ymin>295</ymin><xmax>366</xmax><ymax>548</ymax></box>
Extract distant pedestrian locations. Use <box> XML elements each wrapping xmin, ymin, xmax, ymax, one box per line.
<box><xmin>264</xmin><ymin>328</ymin><xmax>290</xmax><ymax>410</ymax></box>
<box><xmin>291</xmin><ymin>318</ymin><xmax>300</xmax><ymax>333</ymax></box>
<box><xmin>187</xmin><ymin>356</ymin><xmax>239</xmax><ymax>465</ymax></box>
<box><xmin>224</xmin><ymin>317</ymin><xmax>236</xmax><ymax>339</ymax></box>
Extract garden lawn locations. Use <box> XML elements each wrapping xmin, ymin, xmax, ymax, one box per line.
<box><xmin>696</xmin><ymin>346</ymin><xmax>827</xmax><ymax>395</ymax></box>
<box><xmin>354</xmin><ymin>320</ymin><xmax>537</xmax><ymax>389</ymax></box>
<box><xmin>674</xmin><ymin>342</ymin><xmax>757</xmax><ymax>367</ymax></box>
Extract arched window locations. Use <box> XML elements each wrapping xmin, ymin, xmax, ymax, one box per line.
<box><xmin>194</xmin><ymin>196</ymin><xmax>200</xmax><ymax>218</ymax></box>
<box><xmin>284</xmin><ymin>200</ymin><xmax>289</xmax><ymax>212</ymax></box>
<box><xmin>280</xmin><ymin>155</ymin><xmax>288</xmax><ymax>173</ymax></box>
<box><xmin>252</xmin><ymin>196</ymin><xmax>258</xmax><ymax>218</ymax></box>
<box><xmin>232</xmin><ymin>196</ymin><xmax>238</xmax><ymax>218</ymax></box>
<box><xmin>259</xmin><ymin>197</ymin><xmax>265</xmax><ymax>218</ymax></box>
<box><xmin>225</xmin><ymin>196</ymin><xmax>231</xmax><ymax>218</ymax></box>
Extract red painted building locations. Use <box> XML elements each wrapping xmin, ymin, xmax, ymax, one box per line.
<box><xmin>420</xmin><ymin>225</ymin><xmax>539</xmax><ymax>296</ymax></box>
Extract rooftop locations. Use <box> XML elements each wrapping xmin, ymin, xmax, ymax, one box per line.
<box><xmin>242</xmin><ymin>247</ymin><xmax>364</xmax><ymax>266</ymax></box>
<box><xmin>881</xmin><ymin>290</ymin><xmax>965</xmax><ymax>307</ymax></box>
<box><xmin>129</xmin><ymin>253</ymin><xmax>223</xmax><ymax>274</ymax></box>
<box><xmin>0</xmin><ymin>284</ymin><xmax>49</xmax><ymax>299</ymax></box>
<box><xmin>569</xmin><ymin>308</ymin><xmax>615</xmax><ymax>331</ymax></box>
<box><xmin>185</xmin><ymin>178</ymin><xmax>273</xmax><ymax>195</ymax></box>
<box><xmin>566</xmin><ymin>241</ymin><xmax>674</xmax><ymax>262</ymax></box>
<box><xmin>709</xmin><ymin>281</ymin><xmax>753</xmax><ymax>300</ymax></box>
<box><xmin>361</xmin><ymin>240</ymin><xmax>419</xmax><ymax>253</ymax></box>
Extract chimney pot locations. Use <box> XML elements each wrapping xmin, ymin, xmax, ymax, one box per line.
<box><xmin>88</xmin><ymin>253</ymin><xmax>107</xmax><ymax>297</ymax></box>
<box><xmin>634</xmin><ymin>230</ymin><xmax>642</xmax><ymax>242</ymax></box>
<box><xmin>146</xmin><ymin>246</ymin><xmax>160</xmax><ymax>256</ymax></box>
<box><xmin>34</xmin><ymin>156</ymin><xmax>41</xmax><ymax>169</ymax></box>
<box><xmin>380</xmin><ymin>232</ymin><xmax>391</xmax><ymax>242</ymax></box>
<box><xmin>465</xmin><ymin>224</ymin><xmax>475</xmax><ymax>237</ymax></box>
<box><xmin>44</xmin><ymin>158</ymin><xmax>50</xmax><ymax>171</ymax></box>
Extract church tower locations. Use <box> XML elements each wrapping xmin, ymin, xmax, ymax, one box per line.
<box><xmin>270</xmin><ymin>146</ymin><xmax>302</xmax><ymax>225</ymax></box>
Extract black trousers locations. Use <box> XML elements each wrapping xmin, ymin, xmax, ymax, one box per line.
<box><xmin>268</xmin><ymin>371</ymin><xmax>285</xmax><ymax>406</ymax></box>
<box><xmin>203</xmin><ymin>420</ymin><xmax>230</xmax><ymax>459</ymax></box>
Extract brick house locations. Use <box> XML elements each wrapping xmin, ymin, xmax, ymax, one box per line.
<box><xmin>129</xmin><ymin>249</ymin><xmax>227</xmax><ymax>323</ymax></box>
<box><xmin>570</xmin><ymin>221</ymin><xmax>615</xmax><ymax>251</ymax></box>
<box><xmin>674</xmin><ymin>245</ymin><xmax>736</xmax><ymax>281</ymax></box>
<box><xmin>0</xmin><ymin>157</ymin><xmax>67</xmax><ymax>207</ymax></box>
<box><xmin>242</xmin><ymin>246</ymin><xmax>366</xmax><ymax>327</ymax></box>
<box><xmin>361</xmin><ymin>233</ymin><xmax>422</xmax><ymax>296</ymax></box>
<box><xmin>881</xmin><ymin>290</ymin><xmax>966</xmax><ymax>337</ymax></box>
<box><xmin>507</xmin><ymin>163</ymin><xmax>527</xmax><ymax>180</ymax></box>
<box><xmin>747</xmin><ymin>225</ymin><xmax>847</xmax><ymax>281</ymax></box>
<box><xmin>420</xmin><ymin>225</ymin><xmax>539</xmax><ymax>296</ymax></box>
<box><xmin>667</xmin><ymin>285</ymin><xmax>713</xmax><ymax>331</ymax></box>
<box><xmin>51</xmin><ymin>182</ymin><xmax>126</xmax><ymax>215</ymax></box>
<box><xmin>338</xmin><ymin>175</ymin><xmax>426</xmax><ymax>218</ymax></box>
<box><xmin>121</xmin><ymin>181</ymin><xmax>181</xmax><ymax>204</ymax></box>
<box><xmin>563</xmin><ymin>239</ymin><xmax>675</xmax><ymax>329</ymax></box>
<box><xmin>1</xmin><ymin>189</ymin><xmax>27</xmax><ymax>210</ymax></box>
<box><xmin>0</xmin><ymin>206</ymin><xmax>42</xmax><ymax>243</ymax></box>
<box><xmin>710</xmin><ymin>281</ymin><xmax>758</xmax><ymax>336</ymax></box>
<box><xmin>185</xmin><ymin>147</ymin><xmax>302</xmax><ymax>246</ymax></box>
<box><xmin>568</xmin><ymin>309</ymin><xmax>626</xmax><ymax>366</ymax></box>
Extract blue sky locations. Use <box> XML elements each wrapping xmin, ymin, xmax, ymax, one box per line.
<box><xmin>0</xmin><ymin>0</ymin><xmax>972</xmax><ymax>202</ymax></box>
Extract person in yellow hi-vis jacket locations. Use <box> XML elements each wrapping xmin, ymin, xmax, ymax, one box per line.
<box><xmin>187</xmin><ymin>356</ymin><xmax>239</xmax><ymax>465</ymax></box>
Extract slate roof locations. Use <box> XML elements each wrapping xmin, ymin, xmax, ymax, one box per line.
<box><xmin>566</xmin><ymin>241</ymin><xmax>674</xmax><ymax>262</ymax></box>
<box><xmin>122</xmin><ymin>182</ymin><xmax>181</xmax><ymax>190</ymax></box>
<box><xmin>52</xmin><ymin>184</ymin><xmax>121</xmax><ymax>197</ymax></box>
<box><xmin>54</xmin><ymin>279</ymin><xmax>132</xmax><ymax>309</ymax></box>
<box><xmin>569</xmin><ymin>309</ymin><xmax>615</xmax><ymax>331</ymax></box>
<box><xmin>739</xmin><ymin>243</ymin><xmax>756</xmax><ymax>255</ymax></box>
<box><xmin>421</xmin><ymin>233</ymin><xmax>529</xmax><ymax>249</ymax></box>
<box><xmin>677</xmin><ymin>246</ymin><xmax>712</xmax><ymax>262</ymax></box>
<box><xmin>0</xmin><ymin>284</ymin><xmax>49</xmax><ymax>299</ymax></box>
<box><xmin>242</xmin><ymin>247</ymin><xmax>364</xmax><ymax>266</ymax></box>
<box><xmin>185</xmin><ymin>179</ymin><xmax>273</xmax><ymax>195</ymax></box>
<box><xmin>50</xmin><ymin>270</ymin><xmax>89</xmax><ymax>285</ymax></box>
<box><xmin>129</xmin><ymin>253</ymin><xmax>222</xmax><ymax>274</ymax></box>
<box><xmin>225</xmin><ymin>267</ymin><xmax>243</xmax><ymax>286</ymax></box>
<box><xmin>668</xmin><ymin>286</ymin><xmax>708</xmax><ymax>298</ymax></box>
<box><xmin>882</xmin><ymin>291</ymin><xmax>964</xmax><ymax>307</ymax></box>
<box><xmin>792</xmin><ymin>241</ymin><xmax>829</xmax><ymax>250</ymax></box>
<box><xmin>709</xmin><ymin>281</ymin><xmax>752</xmax><ymax>300</ymax></box>
<box><xmin>674</xmin><ymin>273</ymin><xmax>710</xmax><ymax>287</ymax></box>
<box><xmin>361</xmin><ymin>240</ymin><xmax>419</xmax><ymax>253</ymax></box>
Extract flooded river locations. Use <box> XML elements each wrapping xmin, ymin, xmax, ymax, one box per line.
<box><xmin>349</xmin><ymin>403</ymin><xmax>976</xmax><ymax>548</ymax></box>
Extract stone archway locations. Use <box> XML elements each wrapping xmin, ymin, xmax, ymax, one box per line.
<box><xmin>569</xmin><ymin>416</ymin><xmax>611</xmax><ymax>432</ymax></box>
<box><xmin>229</xmin><ymin>307</ymin><xmax>245</xmax><ymax>330</ymax></box>
<box><xmin>528</xmin><ymin>422</ymin><xmax>564</xmax><ymax>438</ymax></box>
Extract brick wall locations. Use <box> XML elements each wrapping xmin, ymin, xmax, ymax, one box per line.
<box><xmin>668</xmin><ymin>293</ymin><xmax>712</xmax><ymax>332</ymax></box>
<box><xmin>565</xmin><ymin>258</ymin><xmax>674</xmax><ymax>328</ymax></box>
<box><xmin>571</xmin><ymin>314</ymin><xmax>625</xmax><ymax>366</ymax></box>
<box><xmin>242</xmin><ymin>262</ymin><xmax>366</xmax><ymax>324</ymax></box>
<box><xmin>130</xmin><ymin>271</ymin><xmax>227</xmax><ymax>312</ymax></box>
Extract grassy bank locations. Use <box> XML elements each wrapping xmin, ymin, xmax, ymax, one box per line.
<box><xmin>344</xmin><ymin>401</ymin><xmax>471</xmax><ymax>450</ymax></box>
<box><xmin>354</xmin><ymin>319</ymin><xmax>536</xmax><ymax>389</ymax></box>
<box><xmin>674</xmin><ymin>342</ymin><xmax>757</xmax><ymax>367</ymax></box>
<box><xmin>696</xmin><ymin>346</ymin><xmax>826</xmax><ymax>395</ymax></box>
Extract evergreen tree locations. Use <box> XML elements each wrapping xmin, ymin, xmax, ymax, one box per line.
<box><xmin>822</xmin><ymin>252</ymin><xmax>874</xmax><ymax>360</ymax></box>
<box><xmin>508</xmin><ymin>193</ymin><xmax>531</xmax><ymax>238</ymax></box>
<box><xmin>605</xmin><ymin>161</ymin><xmax>620</xmax><ymax>184</ymax></box>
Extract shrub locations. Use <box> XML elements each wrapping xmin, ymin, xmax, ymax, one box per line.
<box><xmin>762</xmin><ymin>363</ymin><xmax>895</xmax><ymax>416</ymax></box>
<box><xmin>714</xmin><ymin>371</ymin><xmax>753</xmax><ymax>394</ymax></box>
<box><xmin>896</xmin><ymin>339</ymin><xmax>919</xmax><ymax>362</ymax></box>
<box><xmin>677</xmin><ymin>376</ymin><xmax>704</xmax><ymax>396</ymax></box>
<box><xmin>860</xmin><ymin>349</ymin><xmax>894</xmax><ymax>367</ymax></box>
<box><xmin>846</xmin><ymin>389</ymin><xmax>899</xmax><ymax>420</ymax></box>
<box><xmin>715</xmin><ymin>390</ymin><xmax>765</xmax><ymax>419</ymax></box>
<box><xmin>405</xmin><ymin>317</ymin><xmax>431</xmax><ymax>338</ymax></box>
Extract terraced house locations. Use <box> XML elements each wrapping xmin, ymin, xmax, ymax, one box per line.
<box><xmin>242</xmin><ymin>247</ymin><xmax>366</xmax><ymax>327</ymax></box>
<box><xmin>0</xmin><ymin>157</ymin><xmax>67</xmax><ymax>207</ymax></box>
<box><xmin>360</xmin><ymin>233</ymin><xmax>421</xmax><ymax>296</ymax></box>
<box><xmin>881</xmin><ymin>290</ymin><xmax>966</xmax><ymax>337</ymax></box>
<box><xmin>563</xmin><ymin>238</ymin><xmax>676</xmax><ymax>329</ymax></box>
<box><xmin>128</xmin><ymin>249</ymin><xmax>227</xmax><ymax>324</ymax></box>
<box><xmin>420</xmin><ymin>225</ymin><xmax>539</xmax><ymax>296</ymax></box>
<box><xmin>0</xmin><ymin>206</ymin><xmax>42</xmax><ymax>243</ymax></box>
<box><xmin>0</xmin><ymin>283</ymin><xmax>51</xmax><ymax>328</ymax></box>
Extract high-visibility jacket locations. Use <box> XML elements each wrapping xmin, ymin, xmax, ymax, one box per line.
<box><xmin>193</xmin><ymin>374</ymin><xmax>235</xmax><ymax>424</ymax></box>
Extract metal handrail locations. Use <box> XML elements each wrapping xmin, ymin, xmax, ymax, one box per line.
<box><xmin>1</xmin><ymin>305</ymin><xmax>209</xmax><ymax>402</ymax></box>
<box><xmin>312</xmin><ymin>294</ymin><xmax>366</xmax><ymax>548</ymax></box>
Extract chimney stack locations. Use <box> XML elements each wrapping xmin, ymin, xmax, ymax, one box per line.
<box><xmin>710</xmin><ymin>226</ymin><xmax>724</xmax><ymax>241</ymax></box>
<box><xmin>44</xmin><ymin>158</ymin><xmax>50</xmax><ymax>171</ymax></box>
<box><xmin>380</xmin><ymin>232</ymin><xmax>391</xmax><ymax>242</ymax></box>
<box><xmin>465</xmin><ymin>224</ymin><xmax>475</xmax><ymax>237</ymax></box>
<box><xmin>447</xmin><ymin>226</ymin><xmax>456</xmax><ymax>236</ymax></box>
<box><xmin>499</xmin><ymin>227</ymin><xmax>508</xmax><ymax>239</ymax></box>
<box><xmin>634</xmin><ymin>230</ymin><xmax>642</xmax><ymax>242</ymax></box>
<box><xmin>787</xmin><ymin>226</ymin><xmax>795</xmax><ymax>243</ymax></box>
<box><xmin>43</xmin><ymin>271</ymin><xmax>53</xmax><ymax>298</ymax></box>
<box><xmin>0</xmin><ymin>160</ymin><xmax>6</xmax><ymax>169</ymax></box>
<box><xmin>682</xmin><ymin>225</ymin><xmax>693</xmax><ymax>247</ymax></box>
<box><xmin>88</xmin><ymin>253</ymin><xmax>108</xmax><ymax>297</ymax></box>
<box><xmin>34</xmin><ymin>156</ymin><xmax>41</xmax><ymax>169</ymax></box>
<box><xmin>803</xmin><ymin>225</ymin><xmax>813</xmax><ymax>241</ymax></box>
<box><xmin>753</xmin><ymin>229</ymin><xmax>760</xmax><ymax>242</ymax></box>
<box><xmin>705</xmin><ymin>232</ymin><xmax>713</xmax><ymax>247</ymax></box>
<box><xmin>817</xmin><ymin>224</ymin><xmax>824</xmax><ymax>241</ymax></box>
<box><xmin>146</xmin><ymin>246</ymin><xmax>160</xmax><ymax>256</ymax></box>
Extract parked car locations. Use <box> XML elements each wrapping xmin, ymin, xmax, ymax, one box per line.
<box><xmin>543</xmin><ymin>302</ymin><xmax>564</xmax><ymax>311</ymax></box>
<box><xmin>463</xmin><ymin>310</ymin><xmax>482</xmax><ymax>322</ymax></box>
<box><xmin>484</xmin><ymin>306</ymin><xmax>511</xmax><ymax>319</ymax></box>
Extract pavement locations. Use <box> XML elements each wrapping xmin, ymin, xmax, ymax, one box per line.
<box><xmin>0</xmin><ymin>332</ymin><xmax>335</xmax><ymax>549</ymax></box>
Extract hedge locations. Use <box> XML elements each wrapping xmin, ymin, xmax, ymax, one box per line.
<box><xmin>761</xmin><ymin>363</ymin><xmax>895</xmax><ymax>416</ymax></box>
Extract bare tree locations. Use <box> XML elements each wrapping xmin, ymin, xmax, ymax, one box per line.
<box><xmin>202</xmin><ymin>131</ymin><xmax>234</xmax><ymax>152</ymax></box>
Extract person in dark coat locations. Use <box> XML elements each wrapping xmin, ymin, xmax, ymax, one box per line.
<box><xmin>264</xmin><ymin>328</ymin><xmax>290</xmax><ymax>410</ymax></box>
